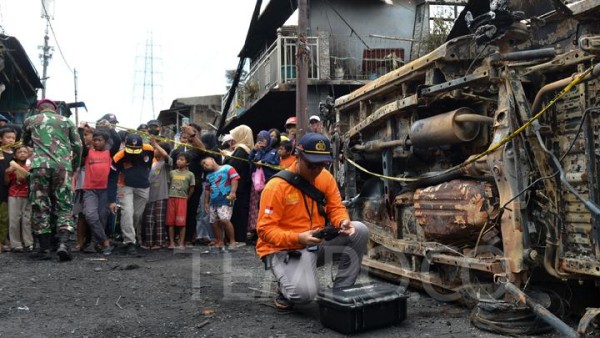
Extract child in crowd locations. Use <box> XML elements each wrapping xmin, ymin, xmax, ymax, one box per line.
<box><xmin>82</xmin><ymin>130</ymin><xmax>113</xmax><ymax>255</ymax></box>
<box><xmin>278</xmin><ymin>140</ymin><xmax>296</xmax><ymax>169</ymax></box>
<box><xmin>201</xmin><ymin>156</ymin><xmax>239</xmax><ymax>250</ymax></box>
<box><xmin>166</xmin><ymin>152</ymin><xmax>195</xmax><ymax>249</ymax></box>
<box><xmin>0</xmin><ymin>127</ymin><xmax>16</xmax><ymax>253</ymax></box>
<box><xmin>144</xmin><ymin>139</ymin><xmax>172</xmax><ymax>249</ymax></box>
<box><xmin>5</xmin><ymin>145</ymin><xmax>32</xmax><ymax>252</ymax></box>
<box><xmin>75</xmin><ymin>122</ymin><xmax>93</xmax><ymax>251</ymax></box>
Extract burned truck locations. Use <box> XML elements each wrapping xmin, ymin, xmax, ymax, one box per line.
<box><xmin>332</xmin><ymin>0</ymin><xmax>600</xmax><ymax>336</ymax></box>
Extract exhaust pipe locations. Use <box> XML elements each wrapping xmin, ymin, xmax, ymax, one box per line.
<box><xmin>409</xmin><ymin>108</ymin><xmax>492</xmax><ymax>148</ymax></box>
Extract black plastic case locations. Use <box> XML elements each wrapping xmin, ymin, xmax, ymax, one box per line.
<box><xmin>316</xmin><ymin>283</ymin><xmax>408</xmax><ymax>334</ymax></box>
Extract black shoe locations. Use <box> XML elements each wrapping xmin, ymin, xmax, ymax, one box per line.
<box><xmin>56</xmin><ymin>243</ymin><xmax>72</xmax><ymax>261</ymax></box>
<box><xmin>126</xmin><ymin>243</ymin><xmax>138</xmax><ymax>256</ymax></box>
<box><xmin>30</xmin><ymin>234</ymin><xmax>53</xmax><ymax>260</ymax></box>
<box><xmin>274</xmin><ymin>292</ymin><xmax>294</xmax><ymax>310</ymax></box>
<box><xmin>30</xmin><ymin>249</ymin><xmax>52</xmax><ymax>260</ymax></box>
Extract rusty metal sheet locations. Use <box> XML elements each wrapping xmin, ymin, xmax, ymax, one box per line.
<box><xmin>346</xmin><ymin>94</ymin><xmax>418</xmax><ymax>138</ymax></box>
<box><xmin>560</xmin><ymin>257</ymin><xmax>600</xmax><ymax>277</ymax></box>
<box><xmin>363</xmin><ymin>256</ymin><xmax>459</xmax><ymax>292</ymax></box>
<box><xmin>431</xmin><ymin>254</ymin><xmax>505</xmax><ymax>275</ymax></box>
<box><xmin>367</xmin><ymin>222</ymin><xmax>503</xmax><ymax>274</ymax></box>
<box><xmin>335</xmin><ymin>35</ymin><xmax>476</xmax><ymax>110</ymax></box>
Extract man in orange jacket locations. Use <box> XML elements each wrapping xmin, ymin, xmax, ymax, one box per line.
<box><xmin>256</xmin><ymin>133</ymin><xmax>368</xmax><ymax>310</ymax></box>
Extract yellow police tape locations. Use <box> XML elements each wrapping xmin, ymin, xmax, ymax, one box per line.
<box><xmin>1</xmin><ymin>140</ymin><xmax>23</xmax><ymax>151</ymax></box>
<box><xmin>344</xmin><ymin>64</ymin><xmax>595</xmax><ymax>182</ymax></box>
<box><xmin>111</xmin><ymin>126</ymin><xmax>287</xmax><ymax>171</ymax></box>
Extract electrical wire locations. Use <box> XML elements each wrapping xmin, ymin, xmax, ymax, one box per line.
<box><xmin>324</xmin><ymin>0</ymin><xmax>369</xmax><ymax>49</ymax></box>
<box><xmin>500</xmin><ymin>107</ymin><xmax>598</xmax><ymax>210</ymax></box>
<box><xmin>345</xmin><ymin>64</ymin><xmax>595</xmax><ymax>182</ymax></box>
<box><xmin>40</xmin><ymin>0</ymin><xmax>73</xmax><ymax>74</ymax></box>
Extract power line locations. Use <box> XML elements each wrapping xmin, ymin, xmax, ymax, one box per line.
<box><xmin>40</xmin><ymin>0</ymin><xmax>73</xmax><ymax>74</ymax></box>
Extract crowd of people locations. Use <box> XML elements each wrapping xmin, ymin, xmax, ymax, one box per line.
<box><xmin>0</xmin><ymin>99</ymin><xmax>328</xmax><ymax>260</ymax></box>
<box><xmin>0</xmin><ymin>99</ymin><xmax>369</xmax><ymax>312</ymax></box>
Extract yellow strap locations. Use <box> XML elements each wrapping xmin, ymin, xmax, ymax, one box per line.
<box><xmin>112</xmin><ymin>126</ymin><xmax>286</xmax><ymax>171</ymax></box>
<box><xmin>345</xmin><ymin>64</ymin><xmax>595</xmax><ymax>182</ymax></box>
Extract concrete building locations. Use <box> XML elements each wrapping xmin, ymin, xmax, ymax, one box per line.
<box><xmin>218</xmin><ymin>0</ymin><xmax>466</xmax><ymax>133</ymax></box>
<box><xmin>157</xmin><ymin>95</ymin><xmax>222</xmax><ymax>138</ymax></box>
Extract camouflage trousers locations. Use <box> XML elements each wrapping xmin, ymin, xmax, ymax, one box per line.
<box><xmin>30</xmin><ymin>168</ymin><xmax>74</xmax><ymax>235</ymax></box>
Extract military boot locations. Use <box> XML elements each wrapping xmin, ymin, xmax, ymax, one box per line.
<box><xmin>30</xmin><ymin>234</ymin><xmax>52</xmax><ymax>260</ymax></box>
<box><xmin>56</xmin><ymin>230</ymin><xmax>72</xmax><ymax>262</ymax></box>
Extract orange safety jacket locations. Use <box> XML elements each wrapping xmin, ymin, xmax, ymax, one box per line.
<box><xmin>255</xmin><ymin>162</ymin><xmax>349</xmax><ymax>258</ymax></box>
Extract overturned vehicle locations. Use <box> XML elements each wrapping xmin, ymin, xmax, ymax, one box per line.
<box><xmin>333</xmin><ymin>0</ymin><xmax>600</xmax><ymax>336</ymax></box>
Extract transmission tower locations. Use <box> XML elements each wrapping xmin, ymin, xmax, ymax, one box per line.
<box><xmin>133</xmin><ymin>31</ymin><xmax>163</xmax><ymax>122</ymax></box>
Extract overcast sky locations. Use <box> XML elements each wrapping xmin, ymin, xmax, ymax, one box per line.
<box><xmin>0</xmin><ymin>0</ymin><xmax>258</xmax><ymax>128</ymax></box>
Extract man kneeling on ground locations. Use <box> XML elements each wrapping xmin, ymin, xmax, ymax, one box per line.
<box><xmin>256</xmin><ymin>133</ymin><xmax>368</xmax><ymax>310</ymax></box>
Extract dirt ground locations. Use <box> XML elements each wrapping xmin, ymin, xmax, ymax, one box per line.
<box><xmin>0</xmin><ymin>244</ymin><xmax>566</xmax><ymax>337</ymax></box>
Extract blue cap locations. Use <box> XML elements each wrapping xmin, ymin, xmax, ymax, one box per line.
<box><xmin>125</xmin><ymin>134</ymin><xmax>144</xmax><ymax>154</ymax></box>
<box><xmin>297</xmin><ymin>132</ymin><xmax>332</xmax><ymax>163</ymax></box>
<box><xmin>0</xmin><ymin>114</ymin><xmax>9</xmax><ymax>123</ymax></box>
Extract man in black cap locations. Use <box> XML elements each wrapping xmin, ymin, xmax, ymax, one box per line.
<box><xmin>255</xmin><ymin>132</ymin><xmax>368</xmax><ymax>310</ymax></box>
<box><xmin>108</xmin><ymin>134</ymin><xmax>154</xmax><ymax>255</ymax></box>
<box><xmin>97</xmin><ymin>113</ymin><xmax>119</xmax><ymax>125</ymax></box>
<box><xmin>147</xmin><ymin>119</ymin><xmax>161</xmax><ymax>137</ymax></box>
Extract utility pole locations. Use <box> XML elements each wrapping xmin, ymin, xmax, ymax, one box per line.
<box><xmin>39</xmin><ymin>0</ymin><xmax>54</xmax><ymax>99</ymax></box>
<box><xmin>296</xmin><ymin>0</ymin><xmax>309</xmax><ymax>139</ymax></box>
<box><xmin>74</xmin><ymin>68</ymin><xmax>79</xmax><ymax>125</ymax></box>
<box><xmin>39</xmin><ymin>22</ymin><xmax>53</xmax><ymax>99</ymax></box>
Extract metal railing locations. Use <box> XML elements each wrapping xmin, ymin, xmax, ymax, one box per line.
<box><xmin>223</xmin><ymin>33</ymin><xmax>320</xmax><ymax>121</ymax></box>
<box><xmin>223</xmin><ymin>32</ymin><xmax>406</xmax><ymax>121</ymax></box>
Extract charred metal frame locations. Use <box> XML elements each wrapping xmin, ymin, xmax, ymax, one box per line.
<box><xmin>334</xmin><ymin>0</ymin><xmax>600</xmax><ymax>334</ymax></box>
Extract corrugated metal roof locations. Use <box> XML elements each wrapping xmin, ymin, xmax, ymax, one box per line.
<box><xmin>238</xmin><ymin>0</ymin><xmax>298</xmax><ymax>59</ymax></box>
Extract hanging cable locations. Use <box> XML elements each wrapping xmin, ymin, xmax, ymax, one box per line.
<box><xmin>324</xmin><ymin>0</ymin><xmax>370</xmax><ymax>49</ymax></box>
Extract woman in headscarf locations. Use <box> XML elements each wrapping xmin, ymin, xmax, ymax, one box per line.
<box><xmin>224</xmin><ymin>125</ymin><xmax>254</xmax><ymax>244</ymax></box>
<box><xmin>246</xmin><ymin>130</ymin><xmax>280</xmax><ymax>242</ymax></box>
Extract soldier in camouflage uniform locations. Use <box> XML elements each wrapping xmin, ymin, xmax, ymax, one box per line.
<box><xmin>22</xmin><ymin>99</ymin><xmax>82</xmax><ymax>261</ymax></box>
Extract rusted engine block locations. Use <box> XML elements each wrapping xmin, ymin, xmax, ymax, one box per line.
<box><xmin>413</xmin><ymin>180</ymin><xmax>497</xmax><ymax>243</ymax></box>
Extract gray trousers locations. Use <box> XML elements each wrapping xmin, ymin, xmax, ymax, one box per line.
<box><xmin>270</xmin><ymin>221</ymin><xmax>368</xmax><ymax>304</ymax></box>
<box><xmin>8</xmin><ymin>196</ymin><xmax>33</xmax><ymax>249</ymax></box>
<box><xmin>196</xmin><ymin>189</ymin><xmax>214</xmax><ymax>240</ymax></box>
<box><xmin>83</xmin><ymin>189</ymin><xmax>109</xmax><ymax>243</ymax></box>
<box><xmin>118</xmin><ymin>186</ymin><xmax>149</xmax><ymax>245</ymax></box>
